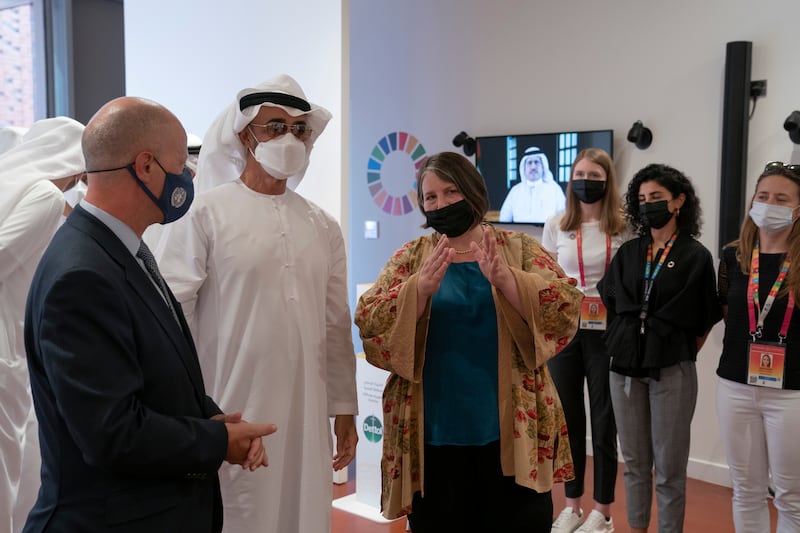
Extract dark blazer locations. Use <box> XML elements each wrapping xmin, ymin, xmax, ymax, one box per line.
<box><xmin>23</xmin><ymin>206</ymin><xmax>228</xmax><ymax>532</ymax></box>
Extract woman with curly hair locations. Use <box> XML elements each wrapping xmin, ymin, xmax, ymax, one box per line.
<box><xmin>598</xmin><ymin>164</ymin><xmax>722</xmax><ymax>533</ymax></box>
<box><xmin>354</xmin><ymin>151</ymin><xmax>583</xmax><ymax>532</ymax></box>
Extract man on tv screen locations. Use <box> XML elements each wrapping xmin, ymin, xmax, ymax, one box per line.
<box><xmin>498</xmin><ymin>146</ymin><xmax>565</xmax><ymax>223</ymax></box>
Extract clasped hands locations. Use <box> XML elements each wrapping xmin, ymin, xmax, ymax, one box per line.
<box><xmin>212</xmin><ymin>412</ymin><xmax>277</xmax><ymax>472</ymax></box>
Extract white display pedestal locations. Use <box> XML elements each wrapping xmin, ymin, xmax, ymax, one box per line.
<box><xmin>332</xmin><ymin>493</ymin><xmax>395</xmax><ymax>523</ymax></box>
<box><xmin>331</xmin><ymin>353</ymin><xmax>398</xmax><ymax>523</ymax></box>
<box><xmin>332</xmin><ymin>283</ymin><xmax>403</xmax><ymax>524</ymax></box>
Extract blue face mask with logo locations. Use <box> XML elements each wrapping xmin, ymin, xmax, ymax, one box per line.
<box><xmin>125</xmin><ymin>159</ymin><xmax>194</xmax><ymax>224</ymax></box>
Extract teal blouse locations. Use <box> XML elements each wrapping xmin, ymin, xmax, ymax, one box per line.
<box><xmin>423</xmin><ymin>261</ymin><xmax>500</xmax><ymax>445</ymax></box>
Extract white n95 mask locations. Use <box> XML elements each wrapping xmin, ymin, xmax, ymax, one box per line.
<box><xmin>249</xmin><ymin>132</ymin><xmax>308</xmax><ymax>181</ymax></box>
<box><xmin>749</xmin><ymin>201</ymin><xmax>796</xmax><ymax>232</ymax></box>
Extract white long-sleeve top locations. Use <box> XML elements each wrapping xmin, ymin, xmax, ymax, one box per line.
<box><xmin>541</xmin><ymin>211</ymin><xmax>628</xmax><ymax>298</ymax></box>
<box><xmin>157</xmin><ymin>179</ymin><xmax>358</xmax><ymax>533</ymax></box>
<box><xmin>0</xmin><ymin>181</ymin><xmax>64</xmax><ymax>533</ymax></box>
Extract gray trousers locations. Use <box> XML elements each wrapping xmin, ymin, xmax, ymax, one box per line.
<box><xmin>609</xmin><ymin>361</ymin><xmax>697</xmax><ymax>532</ymax></box>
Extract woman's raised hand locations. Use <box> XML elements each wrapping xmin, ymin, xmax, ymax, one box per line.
<box><xmin>417</xmin><ymin>235</ymin><xmax>454</xmax><ymax>312</ymax></box>
<box><xmin>473</xmin><ymin>227</ymin><xmax>512</xmax><ymax>290</ymax></box>
<box><xmin>473</xmin><ymin>227</ymin><xmax>524</xmax><ymax>315</ymax></box>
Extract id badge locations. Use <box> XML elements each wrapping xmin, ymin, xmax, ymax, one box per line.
<box><xmin>747</xmin><ymin>341</ymin><xmax>786</xmax><ymax>389</ymax></box>
<box><xmin>580</xmin><ymin>296</ymin><xmax>607</xmax><ymax>331</ymax></box>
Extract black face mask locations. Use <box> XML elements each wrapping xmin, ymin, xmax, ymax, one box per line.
<box><xmin>571</xmin><ymin>180</ymin><xmax>606</xmax><ymax>204</ymax></box>
<box><xmin>425</xmin><ymin>199</ymin><xmax>475</xmax><ymax>237</ymax></box>
<box><xmin>639</xmin><ymin>200</ymin><xmax>674</xmax><ymax>229</ymax></box>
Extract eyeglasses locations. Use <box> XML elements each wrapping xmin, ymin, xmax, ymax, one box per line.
<box><xmin>764</xmin><ymin>161</ymin><xmax>800</xmax><ymax>176</ymax></box>
<box><xmin>250</xmin><ymin>121</ymin><xmax>312</xmax><ymax>141</ymax></box>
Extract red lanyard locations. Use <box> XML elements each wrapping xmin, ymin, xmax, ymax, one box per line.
<box><xmin>746</xmin><ymin>242</ymin><xmax>794</xmax><ymax>343</ymax></box>
<box><xmin>576</xmin><ymin>227</ymin><xmax>611</xmax><ymax>289</ymax></box>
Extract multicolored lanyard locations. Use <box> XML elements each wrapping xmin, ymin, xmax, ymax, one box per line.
<box><xmin>747</xmin><ymin>241</ymin><xmax>794</xmax><ymax>343</ymax></box>
<box><xmin>639</xmin><ymin>232</ymin><xmax>678</xmax><ymax>334</ymax></box>
<box><xmin>576</xmin><ymin>228</ymin><xmax>611</xmax><ymax>289</ymax></box>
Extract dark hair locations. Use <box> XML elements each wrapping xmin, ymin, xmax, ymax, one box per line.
<box><xmin>624</xmin><ymin>163</ymin><xmax>702</xmax><ymax>237</ymax></box>
<box><xmin>416</xmin><ymin>152</ymin><xmax>489</xmax><ymax>228</ymax></box>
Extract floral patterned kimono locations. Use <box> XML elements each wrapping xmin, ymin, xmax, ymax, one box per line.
<box><xmin>354</xmin><ymin>226</ymin><xmax>583</xmax><ymax>519</ymax></box>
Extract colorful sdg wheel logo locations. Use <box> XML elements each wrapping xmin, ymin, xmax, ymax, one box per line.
<box><xmin>367</xmin><ymin>132</ymin><xmax>426</xmax><ymax>215</ymax></box>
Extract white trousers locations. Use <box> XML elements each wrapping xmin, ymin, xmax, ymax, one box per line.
<box><xmin>717</xmin><ymin>377</ymin><xmax>800</xmax><ymax>533</ymax></box>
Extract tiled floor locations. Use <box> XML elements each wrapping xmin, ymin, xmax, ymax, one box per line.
<box><xmin>331</xmin><ymin>457</ymin><xmax>778</xmax><ymax>532</ymax></box>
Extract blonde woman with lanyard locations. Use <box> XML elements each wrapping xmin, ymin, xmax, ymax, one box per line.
<box><xmin>543</xmin><ymin>149</ymin><xmax>626</xmax><ymax>533</ymax></box>
<box><xmin>717</xmin><ymin>162</ymin><xmax>800</xmax><ymax>532</ymax></box>
<box><xmin>598</xmin><ymin>164</ymin><xmax>722</xmax><ymax>533</ymax></box>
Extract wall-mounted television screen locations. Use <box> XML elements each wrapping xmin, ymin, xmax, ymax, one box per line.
<box><xmin>476</xmin><ymin>129</ymin><xmax>613</xmax><ymax>225</ymax></box>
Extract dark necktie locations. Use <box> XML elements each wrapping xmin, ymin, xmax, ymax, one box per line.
<box><xmin>136</xmin><ymin>241</ymin><xmax>180</xmax><ymax>324</ymax></box>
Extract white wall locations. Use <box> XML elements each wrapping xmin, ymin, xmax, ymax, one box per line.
<box><xmin>125</xmin><ymin>0</ymin><xmax>800</xmax><ymax>489</ymax></box>
<box><xmin>123</xmin><ymin>0</ymin><xmax>346</xmax><ymax>224</ymax></box>
<box><xmin>348</xmin><ymin>0</ymin><xmax>800</xmax><ymax>487</ymax></box>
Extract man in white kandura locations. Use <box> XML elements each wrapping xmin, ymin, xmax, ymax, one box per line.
<box><xmin>156</xmin><ymin>74</ymin><xmax>358</xmax><ymax>533</ymax></box>
<box><xmin>499</xmin><ymin>146</ymin><xmax>566</xmax><ymax>223</ymax></box>
<box><xmin>0</xmin><ymin>117</ymin><xmax>86</xmax><ymax>533</ymax></box>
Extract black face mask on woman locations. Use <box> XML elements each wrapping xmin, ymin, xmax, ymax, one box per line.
<box><xmin>425</xmin><ymin>199</ymin><xmax>475</xmax><ymax>237</ymax></box>
<box><xmin>571</xmin><ymin>180</ymin><xmax>606</xmax><ymax>204</ymax></box>
<box><xmin>639</xmin><ymin>200</ymin><xmax>674</xmax><ymax>229</ymax></box>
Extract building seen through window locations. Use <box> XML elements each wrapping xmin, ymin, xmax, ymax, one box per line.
<box><xmin>0</xmin><ymin>2</ymin><xmax>36</xmax><ymax>126</ymax></box>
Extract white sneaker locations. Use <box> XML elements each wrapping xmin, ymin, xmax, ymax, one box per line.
<box><xmin>551</xmin><ymin>507</ymin><xmax>584</xmax><ymax>533</ymax></box>
<box><xmin>575</xmin><ymin>510</ymin><xmax>615</xmax><ymax>533</ymax></box>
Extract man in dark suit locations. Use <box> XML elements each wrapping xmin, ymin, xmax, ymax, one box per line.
<box><xmin>22</xmin><ymin>96</ymin><xmax>277</xmax><ymax>532</ymax></box>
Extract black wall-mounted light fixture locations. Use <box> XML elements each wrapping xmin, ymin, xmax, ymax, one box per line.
<box><xmin>452</xmin><ymin>131</ymin><xmax>476</xmax><ymax>156</ymax></box>
<box><xmin>783</xmin><ymin>111</ymin><xmax>800</xmax><ymax>144</ymax></box>
<box><xmin>626</xmin><ymin>121</ymin><xmax>652</xmax><ymax>150</ymax></box>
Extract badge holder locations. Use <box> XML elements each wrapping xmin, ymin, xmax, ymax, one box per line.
<box><xmin>580</xmin><ymin>297</ymin><xmax>607</xmax><ymax>330</ymax></box>
<box><xmin>746</xmin><ymin>338</ymin><xmax>786</xmax><ymax>389</ymax></box>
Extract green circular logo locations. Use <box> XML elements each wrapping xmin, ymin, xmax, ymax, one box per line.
<box><xmin>363</xmin><ymin>415</ymin><xmax>383</xmax><ymax>443</ymax></box>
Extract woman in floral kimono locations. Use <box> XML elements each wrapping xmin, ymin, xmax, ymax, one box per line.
<box><xmin>354</xmin><ymin>151</ymin><xmax>583</xmax><ymax>532</ymax></box>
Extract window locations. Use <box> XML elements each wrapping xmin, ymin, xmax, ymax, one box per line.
<box><xmin>506</xmin><ymin>135</ymin><xmax>517</xmax><ymax>188</ymax></box>
<box><xmin>0</xmin><ymin>0</ymin><xmax>40</xmax><ymax>126</ymax></box>
<box><xmin>557</xmin><ymin>132</ymin><xmax>578</xmax><ymax>183</ymax></box>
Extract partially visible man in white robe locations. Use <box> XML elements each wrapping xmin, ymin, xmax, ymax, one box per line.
<box><xmin>0</xmin><ymin>117</ymin><xmax>86</xmax><ymax>533</ymax></box>
<box><xmin>157</xmin><ymin>75</ymin><xmax>358</xmax><ymax>533</ymax></box>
